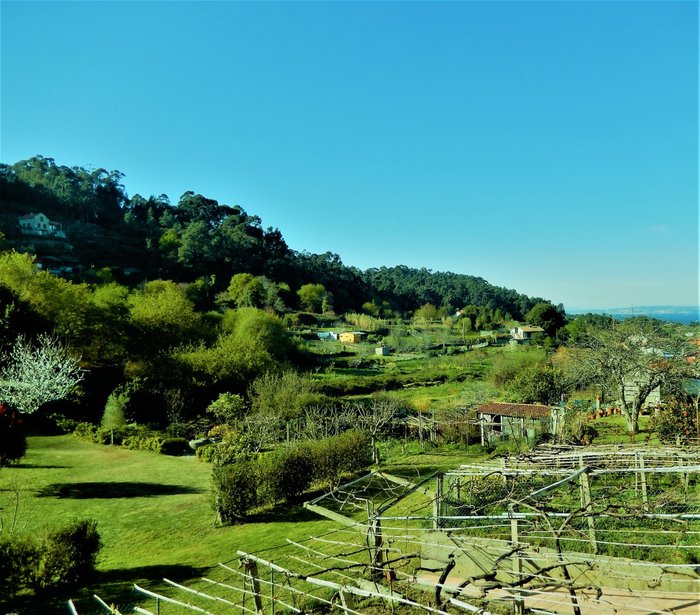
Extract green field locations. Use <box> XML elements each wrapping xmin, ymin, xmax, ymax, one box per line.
<box><xmin>0</xmin><ymin>435</ymin><xmax>337</xmax><ymax>613</ymax></box>
<box><xmin>1</xmin><ymin>434</ymin><xmax>489</xmax><ymax>613</ymax></box>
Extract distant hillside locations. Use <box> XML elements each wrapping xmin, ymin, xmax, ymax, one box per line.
<box><xmin>0</xmin><ymin>155</ymin><xmax>552</xmax><ymax>318</ymax></box>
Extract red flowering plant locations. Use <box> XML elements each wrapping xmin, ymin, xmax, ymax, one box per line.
<box><xmin>0</xmin><ymin>402</ymin><xmax>27</xmax><ymax>466</ymax></box>
<box><xmin>649</xmin><ymin>398</ymin><xmax>697</xmax><ymax>445</ymax></box>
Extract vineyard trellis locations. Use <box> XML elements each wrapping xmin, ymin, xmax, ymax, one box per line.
<box><xmin>76</xmin><ymin>446</ymin><xmax>700</xmax><ymax>614</ymax></box>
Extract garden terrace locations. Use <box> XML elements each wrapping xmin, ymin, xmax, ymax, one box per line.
<box><xmin>302</xmin><ymin>446</ymin><xmax>700</xmax><ymax>614</ymax></box>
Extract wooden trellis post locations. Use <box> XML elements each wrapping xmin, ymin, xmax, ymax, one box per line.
<box><xmin>578</xmin><ymin>459</ymin><xmax>597</xmax><ymax>553</ymax></box>
<box><xmin>433</xmin><ymin>473</ymin><xmax>443</xmax><ymax>529</ymax></box>
<box><xmin>241</xmin><ymin>558</ymin><xmax>263</xmax><ymax>613</ymax></box>
<box><xmin>509</xmin><ymin>505</ymin><xmax>524</xmax><ymax>615</ymax></box>
<box><xmin>636</xmin><ymin>452</ymin><xmax>649</xmax><ymax>511</ymax></box>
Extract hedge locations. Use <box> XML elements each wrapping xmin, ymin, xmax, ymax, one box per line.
<box><xmin>212</xmin><ymin>429</ymin><xmax>372</xmax><ymax>525</ymax></box>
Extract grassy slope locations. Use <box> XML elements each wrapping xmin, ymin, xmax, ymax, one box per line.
<box><xmin>1</xmin><ymin>435</ymin><xmax>335</xmax><ymax>613</ymax></box>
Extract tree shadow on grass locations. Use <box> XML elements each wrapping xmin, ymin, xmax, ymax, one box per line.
<box><xmin>248</xmin><ymin>501</ymin><xmax>326</xmax><ymax>524</ymax></box>
<box><xmin>37</xmin><ymin>482</ymin><xmax>204</xmax><ymax>499</ymax></box>
<box><xmin>11</xmin><ymin>463</ymin><xmax>69</xmax><ymax>469</ymax></box>
<box><xmin>3</xmin><ymin>564</ymin><xmax>209</xmax><ymax>615</ymax></box>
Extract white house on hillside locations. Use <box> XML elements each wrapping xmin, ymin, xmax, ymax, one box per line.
<box><xmin>510</xmin><ymin>325</ymin><xmax>545</xmax><ymax>340</ymax></box>
<box><xmin>18</xmin><ymin>213</ymin><xmax>66</xmax><ymax>239</ymax></box>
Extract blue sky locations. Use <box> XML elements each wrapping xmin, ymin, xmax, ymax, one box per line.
<box><xmin>2</xmin><ymin>1</ymin><xmax>697</xmax><ymax>310</ymax></box>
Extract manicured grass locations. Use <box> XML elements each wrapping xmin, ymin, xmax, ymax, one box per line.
<box><xmin>1</xmin><ymin>435</ymin><xmax>336</xmax><ymax>613</ymax></box>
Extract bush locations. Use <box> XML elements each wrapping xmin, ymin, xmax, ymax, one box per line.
<box><xmin>0</xmin><ymin>519</ymin><xmax>101</xmax><ymax>598</ymax></box>
<box><xmin>196</xmin><ymin>440</ymin><xmax>251</xmax><ymax>465</ymax></box>
<box><xmin>212</xmin><ymin>431</ymin><xmax>374</xmax><ymax>526</ymax></box>
<box><xmin>39</xmin><ymin>519</ymin><xmax>102</xmax><ymax>588</ymax></box>
<box><xmin>159</xmin><ymin>437</ymin><xmax>190</xmax><ymax>456</ymax></box>
<box><xmin>561</xmin><ymin>408</ymin><xmax>599</xmax><ymax>445</ymax></box>
<box><xmin>258</xmin><ymin>445</ymin><xmax>314</xmax><ymax>504</ymax></box>
<box><xmin>121</xmin><ymin>434</ymin><xmax>163</xmax><ymax>452</ymax></box>
<box><xmin>649</xmin><ymin>399</ymin><xmax>696</xmax><ymax>444</ymax></box>
<box><xmin>0</xmin><ymin>535</ymin><xmax>41</xmax><ymax>599</ymax></box>
<box><xmin>0</xmin><ymin>403</ymin><xmax>26</xmax><ymax>466</ymax></box>
<box><xmin>48</xmin><ymin>412</ymin><xmax>80</xmax><ymax>434</ymax></box>
<box><xmin>212</xmin><ymin>462</ymin><xmax>258</xmax><ymax>524</ymax></box>
<box><xmin>310</xmin><ymin>429</ymin><xmax>371</xmax><ymax>486</ymax></box>
<box><xmin>73</xmin><ymin>422</ymin><xmax>98</xmax><ymax>442</ymax></box>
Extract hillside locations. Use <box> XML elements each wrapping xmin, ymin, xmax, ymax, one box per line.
<box><xmin>0</xmin><ymin>155</ymin><xmax>550</xmax><ymax>318</ymax></box>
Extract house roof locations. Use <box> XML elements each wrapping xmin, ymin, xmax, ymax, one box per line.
<box><xmin>478</xmin><ymin>402</ymin><xmax>552</xmax><ymax>418</ymax></box>
<box><xmin>518</xmin><ymin>325</ymin><xmax>545</xmax><ymax>332</ymax></box>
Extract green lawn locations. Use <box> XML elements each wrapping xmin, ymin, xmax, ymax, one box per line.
<box><xmin>1</xmin><ymin>435</ymin><xmax>336</xmax><ymax>613</ymax></box>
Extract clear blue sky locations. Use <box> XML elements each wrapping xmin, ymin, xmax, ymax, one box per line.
<box><xmin>2</xmin><ymin>0</ymin><xmax>697</xmax><ymax>310</ymax></box>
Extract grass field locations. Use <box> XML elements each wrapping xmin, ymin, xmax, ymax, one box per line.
<box><xmin>1</xmin><ymin>434</ymin><xmax>488</xmax><ymax>613</ymax></box>
<box><xmin>0</xmin><ymin>435</ymin><xmax>337</xmax><ymax>613</ymax></box>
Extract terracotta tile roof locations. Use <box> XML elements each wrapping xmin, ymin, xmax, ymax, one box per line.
<box><xmin>478</xmin><ymin>402</ymin><xmax>552</xmax><ymax>418</ymax></box>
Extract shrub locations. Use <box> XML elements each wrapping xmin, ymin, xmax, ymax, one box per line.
<box><xmin>196</xmin><ymin>440</ymin><xmax>251</xmax><ymax>465</ymax></box>
<box><xmin>39</xmin><ymin>519</ymin><xmax>102</xmax><ymax>588</ymax></box>
<box><xmin>212</xmin><ymin>462</ymin><xmax>258</xmax><ymax>524</ymax></box>
<box><xmin>561</xmin><ymin>408</ymin><xmax>599</xmax><ymax>445</ymax></box>
<box><xmin>0</xmin><ymin>519</ymin><xmax>101</xmax><ymax>598</ymax></box>
<box><xmin>121</xmin><ymin>434</ymin><xmax>164</xmax><ymax>452</ymax></box>
<box><xmin>0</xmin><ymin>535</ymin><xmax>41</xmax><ymax>598</ymax></box>
<box><xmin>159</xmin><ymin>437</ymin><xmax>190</xmax><ymax>456</ymax></box>
<box><xmin>258</xmin><ymin>445</ymin><xmax>314</xmax><ymax>505</ymax></box>
<box><xmin>310</xmin><ymin>430</ymin><xmax>371</xmax><ymax>486</ymax></box>
<box><xmin>73</xmin><ymin>422</ymin><xmax>98</xmax><ymax>442</ymax></box>
<box><xmin>0</xmin><ymin>403</ymin><xmax>26</xmax><ymax>466</ymax></box>
<box><xmin>649</xmin><ymin>399</ymin><xmax>696</xmax><ymax>444</ymax></box>
<box><xmin>48</xmin><ymin>412</ymin><xmax>80</xmax><ymax>434</ymax></box>
<box><xmin>206</xmin><ymin>393</ymin><xmax>247</xmax><ymax>423</ymax></box>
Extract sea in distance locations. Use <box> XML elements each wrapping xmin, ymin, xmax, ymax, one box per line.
<box><xmin>566</xmin><ymin>306</ymin><xmax>700</xmax><ymax>325</ymax></box>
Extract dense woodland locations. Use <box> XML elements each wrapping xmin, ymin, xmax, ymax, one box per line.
<box><xmin>0</xmin><ymin>156</ymin><xmax>550</xmax><ymax>317</ymax></box>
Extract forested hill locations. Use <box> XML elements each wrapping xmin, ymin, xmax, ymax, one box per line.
<box><xmin>0</xmin><ymin>156</ymin><xmax>551</xmax><ymax>318</ymax></box>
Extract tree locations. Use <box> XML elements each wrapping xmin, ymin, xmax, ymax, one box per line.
<box><xmin>227</xmin><ymin>274</ymin><xmax>285</xmax><ymax>311</ymax></box>
<box><xmin>128</xmin><ymin>280</ymin><xmax>203</xmax><ymax>351</ymax></box>
<box><xmin>353</xmin><ymin>396</ymin><xmax>402</xmax><ymax>464</ymax></box>
<box><xmin>568</xmin><ymin>318</ymin><xmax>693</xmax><ymax>433</ymax></box>
<box><xmin>248</xmin><ymin>370</ymin><xmax>323</xmax><ymax>422</ymax></box>
<box><xmin>206</xmin><ymin>392</ymin><xmax>247</xmax><ymax>424</ymax></box>
<box><xmin>525</xmin><ymin>302</ymin><xmax>567</xmax><ymax>339</ymax></box>
<box><xmin>0</xmin><ymin>334</ymin><xmax>84</xmax><ymax>415</ymax></box>
<box><xmin>504</xmin><ymin>365</ymin><xmax>564</xmax><ymax>405</ymax></box>
<box><xmin>297</xmin><ymin>284</ymin><xmax>328</xmax><ymax>313</ymax></box>
<box><xmin>413</xmin><ymin>303</ymin><xmax>442</xmax><ymax>324</ymax></box>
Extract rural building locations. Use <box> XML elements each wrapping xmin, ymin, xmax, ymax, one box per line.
<box><xmin>317</xmin><ymin>331</ymin><xmax>339</xmax><ymax>341</ymax></box>
<box><xmin>375</xmin><ymin>346</ymin><xmax>390</xmax><ymax>356</ymax></box>
<box><xmin>622</xmin><ymin>378</ymin><xmax>661</xmax><ymax>407</ymax></box>
<box><xmin>510</xmin><ymin>325</ymin><xmax>545</xmax><ymax>340</ymax></box>
<box><xmin>477</xmin><ymin>402</ymin><xmax>562</xmax><ymax>445</ymax></box>
<box><xmin>18</xmin><ymin>213</ymin><xmax>66</xmax><ymax>239</ymax></box>
<box><xmin>339</xmin><ymin>331</ymin><xmax>366</xmax><ymax>344</ymax></box>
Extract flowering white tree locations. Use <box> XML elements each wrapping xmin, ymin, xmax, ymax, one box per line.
<box><xmin>0</xmin><ymin>334</ymin><xmax>84</xmax><ymax>414</ymax></box>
